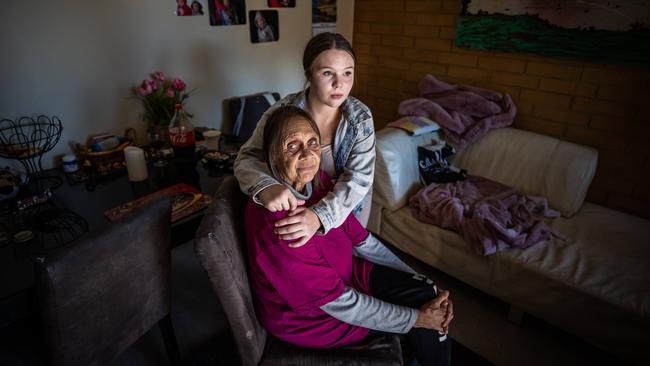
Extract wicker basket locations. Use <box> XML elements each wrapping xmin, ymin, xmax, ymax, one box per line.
<box><xmin>76</xmin><ymin>141</ymin><xmax>133</xmax><ymax>176</ymax></box>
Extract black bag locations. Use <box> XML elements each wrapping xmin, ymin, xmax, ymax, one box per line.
<box><xmin>226</xmin><ymin>92</ymin><xmax>280</xmax><ymax>144</ymax></box>
<box><xmin>417</xmin><ymin>142</ymin><xmax>467</xmax><ymax>185</ymax></box>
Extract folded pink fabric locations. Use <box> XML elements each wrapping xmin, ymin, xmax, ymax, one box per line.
<box><xmin>398</xmin><ymin>74</ymin><xmax>517</xmax><ymax>147</ymax></box>
<box><xmin>409</xmin><ymin>175</ymin><xmax>563</xmax><ymax>256</ymax></box>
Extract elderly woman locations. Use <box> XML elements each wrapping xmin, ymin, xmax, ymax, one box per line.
<box><xmin>245</xmin><ymin>106</ymin><xmax>453</xmax><ymax>366</ymax></box>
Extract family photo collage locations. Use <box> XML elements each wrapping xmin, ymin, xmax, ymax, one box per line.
<box><xmin>174</xmin><ymin>0</ymin><xmax>338</xmax><ymax>42</ymax></box>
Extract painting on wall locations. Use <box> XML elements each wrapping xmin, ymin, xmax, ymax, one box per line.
<box><xmin>455</xmin><ymin>0</ymin><xmax>650</xmax><ymax>65</ymax></box>
<box><xmin>175</xmin><ymin>0</ymin><xmax>205</xmax><ymax>16</ymax></box>
<box><xmin>312</xmin><ymin>0</ymin><xmax>337</xmax><ymax>36</ymax></box>
<box><xmin>208</xmin><ymin>0</ymin><xmax>246</xmax><ymax>26</ymax></box>
<box><xmin>249</xmin><ymin>10</ymin><xmax>279</xmax><ymax>43</ymax></box>
<box><xmin>268</xmin><ymin>0</ymin><xmax>296</xmax><ymax>8</ymax></box>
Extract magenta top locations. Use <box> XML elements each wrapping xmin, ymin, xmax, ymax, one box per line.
<box><xmin>245</xmin><ymin>171</ymin><xmax>373</xmax><ymax>348</ymax></box>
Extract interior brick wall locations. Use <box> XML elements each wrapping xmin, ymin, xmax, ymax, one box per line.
<box><xmin>352</xmin><ymin>0</ymin><xmax>650</xmax><ymax>219</ymax></box>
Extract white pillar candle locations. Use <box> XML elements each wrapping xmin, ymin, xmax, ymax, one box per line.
<box><xmin>203</xmin><ymin>130</ymin><xmax>221</xmax><ymax>151</ymax></box>
<box><xmin>124</xmin><ymin>146</ymin><xmax>148</xmax><ymax>182</ymax></box>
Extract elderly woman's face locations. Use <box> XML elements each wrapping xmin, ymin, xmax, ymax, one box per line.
<box><xmin>279</xmin><ymin>117</ymin><xmax>320</xmax><ymax>191</ymax></box>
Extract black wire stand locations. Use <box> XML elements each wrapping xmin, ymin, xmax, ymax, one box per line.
<box><xmin>0</xmin><ymin>115</ymin><xmax>88</xmax><ymax>249</ymax></box>
<box><xmin>0</xmin><ymin>116</ymin><xmax>63</xmax><ymax>193</ymax></box>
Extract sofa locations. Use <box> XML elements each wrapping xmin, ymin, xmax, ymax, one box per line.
<box><xmin>368</xmin><ymin>127</ymin><xmax>650</xmax><ymax>365</ymax></box>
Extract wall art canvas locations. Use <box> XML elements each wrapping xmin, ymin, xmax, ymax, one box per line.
<box><xmin>456</xmin><ymin>0</ymin><xmax>650</xmax><ymax>65</ymax></box>
<box><xmin>268</xmin><ymin>0</ymin><xmax>296</xmax><ymax>8</ymax></box>
<box><xmin>175</xmin><ymin>0</ymin><xmax>205</xmax><ymax>16</ymax></box>
<box><xmin>312</xmin><ymin>0</ymin><xmax>337</xmax><ymax>36</ymax></box>
<box><xmin>208</xmin><ymin>0</ymin><xmax>246</xmax><ymax>26</ymax></box>
<box><xmin>249</xmin><ymin>10</ymin><xmax>279</xmax><ymax>43</ymax></box>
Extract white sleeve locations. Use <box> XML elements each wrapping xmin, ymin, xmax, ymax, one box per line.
<box><xmin>320</xmin><ymin>287</ymin><xmax>418</xmax><ymax>334</ymax></box>
<box><xmin>353</xmin><ymin>233</ymin><xmax>416</xmax><ymax>274</ymax></box>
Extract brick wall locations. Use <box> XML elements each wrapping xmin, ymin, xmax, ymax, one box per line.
<box><xmin>353</xmin><ymin>0</ymin><xmax>650</xmax><ymax>219</ymax></box>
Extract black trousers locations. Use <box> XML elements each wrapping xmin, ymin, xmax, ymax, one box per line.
<box><xmin>369</xmin><ymin>264</ymin><xmax>451</xmax><ymax>366</ymax></box>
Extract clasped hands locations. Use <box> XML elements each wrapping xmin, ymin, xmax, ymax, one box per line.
<box><xmin>259</xmin><ymin>185</ymin><xmax>320</xmax><ymax>247</ymax></box>
<box><xmin>414</xmin><ymin>290</ymin><xmax>454</xmax><ymax>334</ymax></box>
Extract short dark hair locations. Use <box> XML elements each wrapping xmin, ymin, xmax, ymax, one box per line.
<box><xmin>262</xmin><ymin>106</ymin><xmax>321</xmax><ymax>188</ymax></box>
<box><xmin>303</xmin><ymin>32</ymin><xmax>356</xmax><ymax>80</ymax></box>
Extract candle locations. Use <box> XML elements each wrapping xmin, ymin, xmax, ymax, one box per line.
<box><xmin>124</xmin><ymin>146</ymin><xmax>148</xmax><ymax>182</ymax></box>
<box><xmin>203</xmin><ymin>130</ymin><xmax>221</xmax><ymax>151</ymax></box>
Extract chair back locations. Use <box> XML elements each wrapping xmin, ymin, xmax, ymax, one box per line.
<box><xmin>194</xmin><ymin>175</ymin><xmax>267</xmax><ymax>366</ymax></box>
<box><xmin>36</xmin><ymin>198</ymin><xmax>172</xmax><ymax>366</ymax></box>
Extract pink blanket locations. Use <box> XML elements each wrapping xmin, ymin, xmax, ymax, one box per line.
<box><xmin>398</xmin><ymin>74</ymin><xmax>517</xmax><ymax>147</ymax></box>
<box><xmin>409</xmin><ymin>176</ymin><xmax>563</xmax><ymax>256</ymax></box>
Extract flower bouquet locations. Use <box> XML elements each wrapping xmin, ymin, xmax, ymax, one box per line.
<box><xmin>131</xmin><ymin>71</ymin><xmax>191</xmax><ymax>127</ymax></box>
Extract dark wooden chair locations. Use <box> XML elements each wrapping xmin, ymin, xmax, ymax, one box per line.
<box><xmin>36</xmin><ymin>198</ymin><xmax>181</xmax><ymax>366</ymax></box>
<box><xmin>194</xmin><ymin>175</ymin><xmax>404</xmax><ymax>365</ymax></box>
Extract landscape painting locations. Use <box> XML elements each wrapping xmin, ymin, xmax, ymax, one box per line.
<box><xmin>455</xmin><ymin>0</ymin><xmax>650</xmax><ymax>65</ymax></box>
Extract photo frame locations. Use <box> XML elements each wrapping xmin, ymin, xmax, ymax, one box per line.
<box><xmin>249</xmin><ymin>10</ymin><xmax>279</xmax><ymax>43</ymax></box>
<box><xmin>175</xmin><ymin>0</ymin><xmax>205</xmax><ymax>16</ymax></box>
<box><xmin>209</xmin><ymin>0</ymin><xmax>246</xmax><ymax>26</ymax></box>
<box><xmin>268</xmin><ymin>0</ymin><xmax>295</xmax><ymax>8</ymax></box>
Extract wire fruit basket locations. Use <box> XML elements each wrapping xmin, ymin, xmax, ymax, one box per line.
<box><xmin>0</xmin><ymin>115</ymin><xmax>64</xmax><ymax>194</ymax></box>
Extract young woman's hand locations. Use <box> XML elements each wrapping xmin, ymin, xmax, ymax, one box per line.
<box><xmin>259</xmin><ymin>185</ymin><xmax>305</xmax><ymax>212</ymax></box>
<box><xmin>274</xmin><ymin>207</ymin><xmax>321</xmax><ymax>248</ymax></box>
<box><xmin>414</xmin><ymin>290</ymin><xmax>449</xmax><ymax>332</ymax></box>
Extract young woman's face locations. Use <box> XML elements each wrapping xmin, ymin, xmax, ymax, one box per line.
<box><xmin>308</xmin><ymin>49</ymin><xmax>354</xmax><ymax>109</ymax></box>
<box><xmin>278</xmin><ymin>117</ymin><xmax>321</xmax><ymax>190</ymax></box>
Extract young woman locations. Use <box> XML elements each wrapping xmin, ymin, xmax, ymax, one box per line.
<box><xmin>245</xmin><ymin>106</ymin><xmax>453</xmax><ymax>365</ymax></box>
<box><xmin>234</xmin><ymin>32</ymin><xmax>375</xmax><ymax>247</ymax></box>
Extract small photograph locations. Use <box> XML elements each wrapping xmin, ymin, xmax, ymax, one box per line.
<box><xmin>209</xmin><ymin>0</ymin><xmax>246</xmax><ymax>26</ymax></box>
<box><xmin>249</xmin><ymin>10</ymin><xmax>279</xmax><ymax>43</ymax></box>
<box><xmin>268</xmin><ymin>0</ymin><xmax>296</xmax><ymax>7</ymax></box>
<box><xmin>175</xmin><ymin>0</ymin><xmax>205</xmax><ymax>16</ymax></box>
<box><xmin>312</xmin><ymin>0</ymin><xmax>336</xmax><ymax>23</ymax></box>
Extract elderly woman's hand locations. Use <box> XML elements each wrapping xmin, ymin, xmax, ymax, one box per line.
<box><xmin>274</xmin><ymin>207</ymin><xmax>321</xmax><ymax>247</ymax></box>
<box><xmin>441</xmin><ymin>296</ymin><xmax>454</xmax><ymax>334</ymax></box>
<box><xmin>414</xmin><ymin>290</ymin><xmax>450</xmax><ymax>332</ymax></box>
<box><xmin>259</xmin><ymin>184</ymin><xmax>305</xmax><ymax>212</ymax></box>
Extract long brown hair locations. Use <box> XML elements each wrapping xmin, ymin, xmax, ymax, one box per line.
<box><xmin>262</xmin><ymin>106</ymin><xmax>322</xmax><ymax>189</ymax></box>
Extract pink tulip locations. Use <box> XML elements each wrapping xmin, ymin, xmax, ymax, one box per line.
<box><xmin>149</xmin><ymin>79</ymin><xmax>159</xmax><ymax>91</ymax></box>
<box><xmin>137</xmin><ymin>87</ymin><xmax>148</xmax><ymax>96</ymax></box>
<box><xmin>152</xmin><ymin>71</ymin><xmax>165</xmax><ymax>81</ymax></box>
<box><xmin>165</xmin><ymin>89</ymin><xmax>174</xmax><ymax>98</ymax></box>
<box><xmin>172</xmin><ymin>78</ymin><xmax>186</xmax><ymax>91</ymax></box>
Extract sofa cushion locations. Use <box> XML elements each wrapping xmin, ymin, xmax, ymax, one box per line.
<box><xmin>451</xmin><ymin>128</ymin><xmax>597</xmax><ymax>217</ymax></box>
<box><xmin>374</xmin><ymin>128</ymin><xmax>438</xmax><ymax>211</ymax></box>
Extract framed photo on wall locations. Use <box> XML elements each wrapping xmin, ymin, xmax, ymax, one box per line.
<box><xmin>175</xmin><ymin>0</ymin><xmax>205</xmax><ymax>16</ymax></box>
<box><xmin>312</xmin><ymin>0</ymin><xmax>336</xmax><ymax>35</ymax></box>
<box><xmin>268</xmin><ymin>0</ymin><xmax>295</xmax><ymax>8</ymax></box>
<box><xmin>249</xmin><ymin>10</ymin><xmax>279</xmax><ymax>43</ymax></box>
<box><xmin>209</xmin><ymin>0</ymin><xmax>246</xmax><ymax>26</ymax></box>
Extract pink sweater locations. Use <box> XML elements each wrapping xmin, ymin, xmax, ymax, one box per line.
<box><xmin>245</xmin><ymin>171</ymin><xmax>373</xmax><ymax>348</ymax></box>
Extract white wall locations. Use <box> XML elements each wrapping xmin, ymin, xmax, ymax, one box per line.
<box><xmin>0</xmin><ymin>0</ymin><xmax>354</xmax><ymax>169</ymax></box>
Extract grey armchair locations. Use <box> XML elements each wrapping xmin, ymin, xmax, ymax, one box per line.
<box><xmin>194</xmin><ymin>175</ymin><xmax>404</xmax><ymax>365</ymax></box>
<box><xmin>36</xmin><ymin>198</ymin><xmax>181</xmax><ymax>366</ymax></box>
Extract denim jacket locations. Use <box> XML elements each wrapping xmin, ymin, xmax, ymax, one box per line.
<box><xmin>233</xmin><ymin>90</ymin><xmax>376</xmax><ymax>233</ymax></box>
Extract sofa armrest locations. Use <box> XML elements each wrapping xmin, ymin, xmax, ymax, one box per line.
<box><xmin>373</xmin><ymin>128</ymin><xmax>438</xmax><ymax>211</ymax></box>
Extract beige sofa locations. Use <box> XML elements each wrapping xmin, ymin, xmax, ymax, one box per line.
<box><xmin>368</xmin><ymin>127</ymin><xmax>650</xmax><ymax>365</ymax></box>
